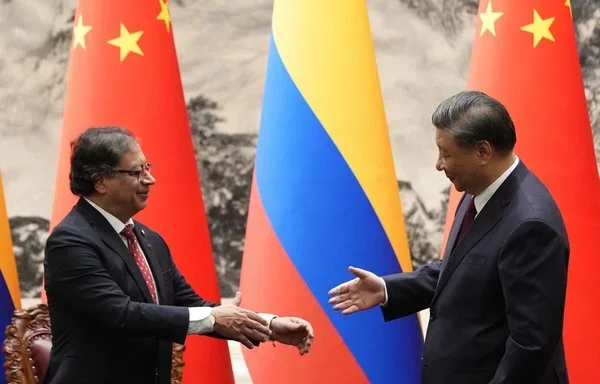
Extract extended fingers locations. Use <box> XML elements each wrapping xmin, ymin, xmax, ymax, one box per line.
<box><xmin>246</xmin><ymin>310</ymin><xmax>270</xmax><ymax>326</ymax></box>
<box><xmin>243</xmin><ymin>320</ymin><xmax>271</xmax><ymax>341</ymax></box>
<box><xmin>341</xmin><ymin>305</ymin><xmax>360</xmax><ymax>315</ymax></box>
<box><xmin>332</xmin><ymin>298</ymin><xmax>357</xmax><ymax>312</ymax></box>
<box><xmin>242</xmin><ymin>326</ymin><xmax>271</xmax><ymax>343</ymax></box>
<box><xmin>237</xmin><ymin>334</ymin><xmax>255</xmax><ymax>349</ymax></box>
<box><xmin>328</xmin><ymin>291</ymin><xmax>352</xmax><ymax>305</ymax></box>
<box><xmin>328</xmin><ymin>281</ymin><xmax>350</xmax><ymax>297</ymax></box>
<box><xmin>245</xmin><ymin>318</ymin><xmax>272</xmax><ymax>338</ymax></box>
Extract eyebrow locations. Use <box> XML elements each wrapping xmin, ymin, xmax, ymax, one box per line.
<box><xmin>121</xmin><ymin>163</ymin><xmax>146</xmax><ymax>170</ymax></box>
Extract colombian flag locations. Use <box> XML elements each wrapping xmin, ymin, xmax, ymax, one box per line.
<box><xmin>0</xmin><ymin>172</ymin><xmax>21</xmax><ymax>384</ymax></box>
<box><xmin>239</xmin><ymin>1</ymin><xmax>423</xmax><ymax>382</ymax></box>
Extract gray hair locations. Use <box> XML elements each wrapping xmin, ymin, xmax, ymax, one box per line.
<box><xmin>432</xmin><ymin>90</ymin><xmax>516</xmax><ymax>153</ymax></box>
<box><xmin>69</xmin><ymin>127</ymin><xmax>139</xmax><ymax>196</ymax></box>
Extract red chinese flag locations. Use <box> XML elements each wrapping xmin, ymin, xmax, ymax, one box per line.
<box><xmin>440</xmin><ymin>1</ymin><xmax>600</xmax><ymax>382</ymax></box>
<box><xmin>46</xmin><ymin>0</ymin><xmax>234</xmax><ymax>382</ymax></box>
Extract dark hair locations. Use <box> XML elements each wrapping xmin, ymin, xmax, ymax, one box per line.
<box><xmin>69</xmin><ymin>127</ymin><xmax>138</xmax><ymax>196</ymax></box>
<box><xmin>431</xmin><ymin>90</ymin><xmax>516</xmax><ymax>153</ymax></box>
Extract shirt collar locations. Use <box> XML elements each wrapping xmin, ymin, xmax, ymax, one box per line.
<box><xmin>473</xmin><ymin>156</ymin><xmax>520</xmax><ymax>215</ymax></box>
<box><xmin>84</xmin><ymin>197</ymin><xmax>134</xmax><ymax>235</ymax></box>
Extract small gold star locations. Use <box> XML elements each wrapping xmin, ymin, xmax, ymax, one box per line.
<box><xmin>565</xmin><ymin>0</ymin><xmax>572</xmax><ymax>19</ymax></box>
<box><xmin>72</xmin><ymin>14</ymin><xmax>92</xmax><ymax>50</ymax></box>
<box><xmin>157</xmin><ymin>0</ymin><xmax>172</xmax><ymax>32</ymax></box>
<box><xmin>107</xmin><ymin>23</ymin><xmax>144</xmax><ymax>62</ymax></box>
<box><xmin>479</xmin><ymin>0</ymin><xmax>503</xmax><ymax>37</ymax></box>
<box><xmin>520</xmin><ymin>9</ymin><xmax>555</xmax><ymax>48</ymax></box>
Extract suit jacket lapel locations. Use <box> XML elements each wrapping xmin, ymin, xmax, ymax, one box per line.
<box><xmin>433</xmin><ymin>197</ymin><xmax>503</xmax><ymax>303</ymax></box>
<box><xmin>133</xmin><ymin>225</ymin><xmax>167</xmax><ymax>304</ymax></box>
<box><xmin>75</xmin><ymin>199</ymin><xmax>155</xmax><ymax>304</ymax></box>
<box><xmin>440</xmin><ymin>193</ymin><xmax>470</xmax><ymax>275</ymax></box>
<box><xmin>432</xmin><ymin>161</ymin><xmax>529</xmax><ymax>302</ymax></box>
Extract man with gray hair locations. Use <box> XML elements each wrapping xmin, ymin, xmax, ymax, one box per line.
<box><xmin>328</xmin><ymin>91</ymin><xmax>569</xmax><ymax>383</ymax></box>
<box><xmin>44</xmin><ymin>127</ymin><xmax>313</xmax><ymax>384</ymax></box>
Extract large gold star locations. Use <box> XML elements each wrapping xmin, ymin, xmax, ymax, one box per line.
<box><xmin>107</xmin><ymin>23</ymin><xmax>144</xmax><ymax>62</ymax></box>
<box><xmin>479</xmin><ymin>0</ymin><xmax>503</xmax><ymax>37</ymax></box>
<box><xmin>520</xmin><ymin>9</ymin><xmax>555</xmax><ymax>48</ymax></box>
<box><xmin>72</xmin><ymin>14</ymin><xmax>92</xmax><ymax>50</ymax></box>
<box><xmin>565</xmin><ymin>0</ymin><xmax>572</xmax><ymax>19</ymax></box>
<box><xmin>157</xmin><ymin>0</ymin><xmax>172</xmax><ymax>32</ymax></box>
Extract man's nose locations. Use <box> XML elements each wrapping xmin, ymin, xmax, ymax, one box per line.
<box><xmin>142</xmin><ymin>171</ymin><xmax>156</xmax><ymax>185</ymax></box>
<box><xmin>435</xmin><ymin>157</ymin><xmax>443</xmax><ymax>171</ymax></box>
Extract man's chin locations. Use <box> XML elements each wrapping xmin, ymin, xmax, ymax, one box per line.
<box><xmin>451</xmin><ymin>181</ymin><xmax>465</xmax><ymax>192</ymax></box>
<box><xmin>134</xmin><ymin>199</ymin><xmax>148</xmax><ymax>212</ymax></box>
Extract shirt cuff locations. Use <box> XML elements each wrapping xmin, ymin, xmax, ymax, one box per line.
<box><xmin>259</xmin><ymin>313</ymin><xmax>277</xmax><ymax>327</ymax></box>
<box><xmin>379</xmin><ymin>277</ymin><xmax>389</xmax><ymax>307</ymax></box>
<box><xmin>187</xmin><ymin>306</ymin><xmax>214</xmax><ymax>334</ymax></box>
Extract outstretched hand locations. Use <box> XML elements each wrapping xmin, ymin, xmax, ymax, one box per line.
<box><xmin>270</xmin><ymin>317</ymin><xmax>314</xmax><ymax>355</ymax></box>
<box><xmin>328</xmin><ymin>266</ymin><xmax>386</xmax><ymax>315</ymax></box>
<box><xmin>211</xmin><ymin>291</ymin><xmax>271</xmax><ymax>349</ymax></box>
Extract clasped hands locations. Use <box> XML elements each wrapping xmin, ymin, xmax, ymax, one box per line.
<box><xmin>211</xmin><ymin>292</ymin><xmax>313</xmax><ymax>355</ymax></box>
<box><xmin>210</xmin><ymin>266</ymin><xmax>383</xmax><ymax>355</ymax></box>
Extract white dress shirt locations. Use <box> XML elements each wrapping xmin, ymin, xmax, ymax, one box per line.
<box><xmin>473</xmin><ymin>156</ymin><xmax>519</xmax><ymax>216</ymax></box>
<box><xmin>84</xmin><ymin>198</ymin><xmax>275</xmax><ymax>335</ymax></box>
<box><xmin>380</xmin><ymin>156</ymin><xmax>520</xmax><ymax>305</ymax></box>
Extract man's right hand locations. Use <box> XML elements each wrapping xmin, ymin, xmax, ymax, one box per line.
<box><xmin>328</xmin><ymin>266</ymin><xmax>386</xmax><ymax>315</ymax></box>
<box><xmin>211</xmin><ymin>292</ymin><xmax>272</xmax><ymax>349</ymax></box>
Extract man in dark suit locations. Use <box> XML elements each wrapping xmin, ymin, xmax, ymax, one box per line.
<box><xmin>43</xmin><ymin>127</ymin><xmax>314</xmax><ymax>384</ymax></box>
<box><xmin>328</xmin><ymin>91</ymin><xmax>569</xmax><ymax>384</ymax></box>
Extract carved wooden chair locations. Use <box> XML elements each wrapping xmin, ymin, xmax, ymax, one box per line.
<box><xmin>2</xmin><ymin>304</ymin><xmax>185</xmax><ymax>383</ymax></box>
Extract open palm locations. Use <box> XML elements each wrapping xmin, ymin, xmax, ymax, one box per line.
<box><xmin>328</xmin><ymin>266</ymin><xmax>386</xmax><ymax>315</ymax></box>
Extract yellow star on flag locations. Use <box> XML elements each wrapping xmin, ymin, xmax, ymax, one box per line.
<box><xmin>565</xmin><ymin>0</ymin><xmax>572</xmax><ymax>19</ymax></box>
<box><xmin>72</xmin><ymin>14</ymin><xmax>92</xmax><ymax>50</ymax></box>
<box><xmin>520</xmin><ymin>9</ymin><xmax>555</xmax><ymax>48</ymax></box>
<box><xmin>479</xmin><ymin>0</ymin><xmax>503</xmax><ymax>37</ymax></box>
<box><xmin>157</xmin><ymin>0</ymin><xmax>172</xmax><ymax>32</ymax></box>
<box><xmin>108</xmin><ymin>23</ymin><xmax>144</xmax><ymax>62</ymax></box>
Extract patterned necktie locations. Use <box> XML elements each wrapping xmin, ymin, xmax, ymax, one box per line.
<box><xmin>455</xmin><ymin>196</ymin><xmax>477</xmax><ymax>246</ymax></box>
<box><xmin>120</xmin><ymin>225</ymin><xmax>158</xmax><ymax>303</ymax></box>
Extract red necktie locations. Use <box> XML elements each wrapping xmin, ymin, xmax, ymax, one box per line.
<box><xmin>455</xmin><ymin>197</ymin><xmax>477</xmax><ymax>246</ymax></box>
<box><xmin>120</xmin><ymin>225</ymin><xmax>158</xmax><ymax>303</ymax></box>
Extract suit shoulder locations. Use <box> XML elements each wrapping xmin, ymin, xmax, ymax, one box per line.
<box><xmin>47</xmin><ymin>209</ymin><xmax>95</xmax><ymax>245</ymax></box>
<box><xmin>510</xmin><ymin>173</ymin><xmax>568</xmax><ymax>241</ymax></box>
<box><xmin>513</xmin><ymin>174</ymin><xmax>559</xmax><ymax>215</ymax></box>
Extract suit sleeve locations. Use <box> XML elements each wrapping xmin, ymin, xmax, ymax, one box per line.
<box><xmin>154</xmin><ymin>234</ymin><xmax>262</xmax><ymax>343</ymax></box>
<box><xmin>170</xmin><ymin>265</ymin><xmax>217</xmax><ymax>307</ymax></box>
<box><xmin>491</xmin><ymin>220</ymin><xmax>568</xmax><ymax>383</ymax></box>
<box><xmin>153</xmin><ymin>234</ymin><xmax>218</xmax><ymax>308</ymax></box>
<box><xmin>380</xmin><ymin>260</ymin><xmax>441</xmax><ymax>321</ymax></box>
<box><xmin>44</xmin><ymin>227</ymin><xmax>191</xmax><ymax>345</ymax></box>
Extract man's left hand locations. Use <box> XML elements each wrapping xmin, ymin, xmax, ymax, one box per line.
<box><xmin>269</xmin><ymin>317</ymin><xmax>314</xmax><ymax>355</ymax></box>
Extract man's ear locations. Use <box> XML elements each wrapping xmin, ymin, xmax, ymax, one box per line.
<box><xmin>92</xmin><ymin>174</ymin><xmax>107</xmax><ymax>195</ymax></box>
<box><xmin>476</xmin><ymin>140</ymin><xmax>492</xmax><ymax>164</ymax></box>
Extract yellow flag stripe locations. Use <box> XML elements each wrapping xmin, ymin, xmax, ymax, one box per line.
<box><xmin>272</xmin><ymin>0</ymin><xmax>412</xmax><ymax>271</ymax></box>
